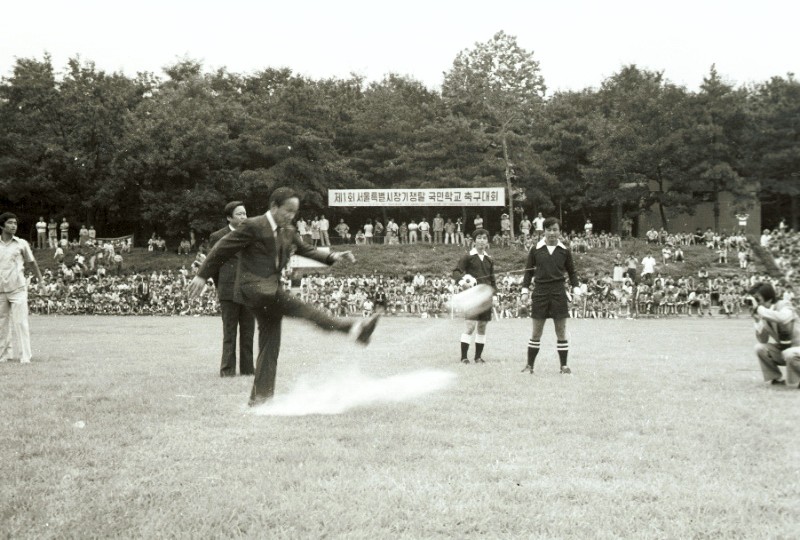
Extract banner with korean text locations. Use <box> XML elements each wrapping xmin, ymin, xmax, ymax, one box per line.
<box><xmin>328</xmin><ymin>188</ymin><xmax>505</xmax><ymax>207</ymax></box>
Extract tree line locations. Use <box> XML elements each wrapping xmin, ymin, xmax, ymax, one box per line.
<box><xmin>1</xmin><ymin>31</ymin><xmax>798</xmax><ymax>244</ymax></box>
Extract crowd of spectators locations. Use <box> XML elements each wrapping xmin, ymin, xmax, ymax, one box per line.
<box><xmin>27</xmin><ymin>216</ymin><xmax>798</xmax><ymax>319</ymax></box>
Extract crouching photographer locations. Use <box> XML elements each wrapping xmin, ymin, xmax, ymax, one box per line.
<box><xmin>748</xmin><ymin>282</ymin><xmax>800</xmax><ymax>388</ymax></box>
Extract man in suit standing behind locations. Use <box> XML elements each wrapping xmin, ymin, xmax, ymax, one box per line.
<box><xmin>209</xmin><ymin>201</ymin><xmax>255</xmax><ymax>377</ymax></box>
<box><xmin>188</xmin><ymin>187</ymin><xmax>379</xmax><ymax>406</ymax></box>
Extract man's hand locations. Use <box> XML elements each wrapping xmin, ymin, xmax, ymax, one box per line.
<box><xmin>187</xmin><ymin>276</ymin><xmax>207</xmax><ymax>299</ymax></box>
<box><xmin>331</xmin><ymin>251</ymin><xmax>356</xmax><ymax>264</ymax></box>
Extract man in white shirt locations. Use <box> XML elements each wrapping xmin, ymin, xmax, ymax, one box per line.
<box><xmin>0</xmin><ymin>213</ymin><xmax>43</xmax><ymax>363</ymax></box>
<box><xmin>641</xmin><ymin>252</ymin><xmax>657</xmax><ymax>284</ymax></box>
<box><xmin>318</xmin><ymin>215</ymin><xmax>331</xmax><ymax>247</ymax></box>
<box><xmin>35</xmin><ymin>217</ymin><xmax>47</xmax><ymax>250</ymax></box>
<box><xmin>519</xmin><ymin>215</ymin><xmax>531</xmax><ymax>240</ymax></box>
<box><xmin>295</xmin><ymin>217</ymin><xmax>308</xmax><ymax>243</ymax></box>
<box><xmin>532</xmin><ymin>213</ymin><xmax>545</xmax><ymax>236</ymax></box>
<box><xmin>363</xmin><ymin>220</ymin><xmax>374</xmax><ymax>244</ymax></box>
<box><xmin>418</xmin><ymin>218</ymin><xmax>431</xmax><ymax>243</ymax></box>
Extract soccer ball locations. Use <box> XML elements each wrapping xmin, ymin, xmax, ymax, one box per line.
<box><xmin>459</xmin><ymin>274</ymin><xmax>477</xmax><ymax>289</ymax></box>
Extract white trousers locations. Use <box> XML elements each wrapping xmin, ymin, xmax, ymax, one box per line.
<box><xmin>0</xmin><ymin>289</ymin><xmax>32</xmax><ymax>363</ymax></box>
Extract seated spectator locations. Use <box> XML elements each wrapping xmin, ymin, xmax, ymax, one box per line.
<box><xmin>355</xmin><ymin>229</ymin><xmax>366</xmax><ymax>245</ymax></box>
<box><xmin>177</xmin><ymin>238</ymin><xmax>191</xmax><ymax>255</ymax></box>
<box><xmin>661</xmin><ymin>245</ymin><xmax>672</xmax><ymax>265</ymax></box>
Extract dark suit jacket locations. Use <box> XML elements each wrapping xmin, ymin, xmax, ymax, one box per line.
<box><xmin>209</xmin><ymin>226</ymin><xmax>237</xmax><ymax>301</ymax></box>
<box><xmin>198</xmin><ymin>214</ymin><xmax>334</xmax><ymax>307</ymax></box>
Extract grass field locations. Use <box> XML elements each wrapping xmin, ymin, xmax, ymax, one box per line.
<box><xmin>2</xmin><ymin>315</ymin><xmax>798</xmax><ymax>539</ymax></box>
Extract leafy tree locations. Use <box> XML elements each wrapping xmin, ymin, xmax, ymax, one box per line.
<box><xmin>683</xmin><ymin>65</ymin><xmax>752</xmax><ymax>231</ymax></box>
<box><xmin>118</xmin><ymin>60</ymin><xmax>248</xmax><ymax>239</ymax></box>
<box><xmin>748</xmin><ymin>74</ymin><xmax>800</xmax><ymax>229</ymax></box>
<box><xmin>0</xmin><ymin>55</ymin><xmax>65</xmax><ymax>226</ymax></box>
<box><xmin>534</xmin><ymin>90</ymin><xmax>600</xmax><ymax>224</ymax></box>
<box><xmin>442</xmin><ymin>31</ymin><xmax>546</xmax><ymax>238</ymax></box>
<box><xmin>584</xmin><ymin>66</ymin><xmax>693</xmax><ymax>231</ymax></box>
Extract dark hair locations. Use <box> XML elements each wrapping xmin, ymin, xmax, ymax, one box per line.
<box><xmin>543</xmin><ymin>217</ymin><xmax>561</xmax><ymax>230</ymax></box>
<box><xmin>748</xmin><ymin>282</ymin><xmax>776</xmax><ymax>303</ymax></box>
<box><xmin>0</xmin><ymin>212</ymin><xmax>17</xmax><ymax>227</ymax></box>
<box><xmin>269</xmin><ymin>187</ymin><xmax>299</xmax><ymax>209</ymax></box>
<box><xmin>224</xmin><ymin>201</ymin><xmax>244</xmax><ymax>218</ymax></box>
<box><xmin>472</xmin><ymin>228</ymin><xmax>489</xmax><ymax>239</ymax></box>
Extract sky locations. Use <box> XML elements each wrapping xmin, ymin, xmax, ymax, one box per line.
<box><xmin>2</xmin><ymin>0</ymin><xmax>798</xmax><ymax>94</ymax></box>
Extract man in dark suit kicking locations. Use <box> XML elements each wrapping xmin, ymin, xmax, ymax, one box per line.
<box><xmin>209</xmin><ymin>201</ymin><xmax>255</xmax><ymax>377</ymax></box>
<box><xmin>188</xmin><ymin>187</ymin><xmax>379</xmax><ymax>406</ymax></box>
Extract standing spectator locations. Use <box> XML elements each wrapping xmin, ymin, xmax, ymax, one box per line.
<box><xmin>88</xmin><ymin>225</ymin><xmax>96</xmax><ymax>245</ymax></box>
<box><xmin>398</xmin><ymin>221</ymin><xmax>408</xmax><ymax>244</ymax></box>
<box><xmin>760</xmin><ymin>229</ymin><xmax>771</xmax><ymax>248</ymax></box>
<box><xmin>78</xmin><ymin>225</ymin><xmax>89</xmax><ymax>246</ymax></box>
<box><xmin>473</xmin><ymin>214</ymin><xmax>484</xmax><ymax>233</ymax></box>
<box><xmin>408</xmin><ymin>220</ymin><xmax>419</xmax><ymax>243</ymax></box>
<box><xmin>641</xmin><ymin>252</ymin><xmax>657</xmax><ymax>284</ymax></box>
<box><xmin>35</xmin><ymin>217</ymin><xmax>47</xmax><ymax>250</ymax></box>
<box><xmin>209</xmin><ymin>201</ymin><xmax>255</xmax><ymax>377</ymax></box>
<box><xmin>0</xmin><ymin>213</ymin><xmax>43</xmax><ymax>363</ymax></box>
<box><xmin>612</xmin><ymin>253</ymin><xmax>625</xmax><ymax>283</ymax></box>
<box><xmin>433</xmin><ymin>214</ymin><xmax>444</xmax><ymax>244</ymax></box>
<box><xmin>455</xmin><ymin>218</ymin><xmax>465</xmax><ymax>246</ymax></box>
<box><xmin>621</xmin><ymin>216</ymin><xmax>633</xmax><ymax>238</ymax></box>
<box><xmin>296</xmin><ymin>216</ymin><xmax>308</xmax><ymax>243</ymax></box>
<box><xmin>452</xmin><ymin>229</ymin><xmax>497</xmax><ymax>364</ymax></box>
<box><xmin>310</xmin><ymin>216</ymin><xmax>321</xmax><ymax>246</ymax></box>
<box><xmin>59</xmin><ymin>217</ymin><xmax>70</xmax><ymax>244</ymax></box>
<box><xmin>521</xmin><ymin>217</ymin><xmax>581</xmax><ymax>375</ymax></box>
<box><xmin>444</xmin><ymin>218</ymin><xmax>455</xmax><ymax>244</ymax></box>
<box><xmin>735</xmin><ymin>212</ymin><xmax>749</xmax><ymax>233</ymax></box>
<box><xmin>584</xmin><ymin>218</ymin><xmax>593</xmax><ymax>237</ymax></box>
<box><xmin>187</xmin><ymin>187</ymin><xmax>380</xmax><ymax>406</ymax></box>
<box><xmin>519</xmin><ymin>214</ymin><xmax>531</xmax><ymax>240</ymax></box>
<box><xmin>47</xmin><ymin>218</ymin><xmax>58</xmax><ymax>248</ymax></box>
<box><xmin>387</xmin><ymin>218</ymin><xmax>399</xmax><ymax>244</ymax></box>
<box><xmin>318</xmin><ymin>215</ymin><xmax>331</xmax><ymax>246</ymax></box>
<box><xmin>627</xmin><ymin>255</ymin><xmax>640</xmax><ymax>283</ymax></box>
<box><xmin>112</xmin><ymin>253</ymin><xmax>123</xmax><ymax>275</ymax></box>
<box><xmin>500</xmin><ymin>213</ymin><xmax>511</xmax><ymax>241</ymax></box>
<box><xmin>532</xmin><ymin>212</ymin><xmax>545</xmax><ymax>237</ymax></box>
<box><xmin>363</xmin><ymin>219</ymin><xmax>374</xmax><ymax>245</ymax></box>
<box><xmin>419</xmin><ymin>218</ymin><xmax>431</xmax><ymax>243</ymax></box>
<box><xmin>373</xmin><ymin>220</ymin><xmax>384</xmax><ymax>245</ymax></box>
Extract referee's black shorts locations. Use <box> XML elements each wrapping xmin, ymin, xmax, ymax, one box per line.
<box><xmin>530</xmin><ymin>281</ymin><xmax>569</xmax><ymax>320</ymax></box>
<box><xmin>467</xmin><ymin>307</ymin><xmax>492</xmax><ymax>322</ymax></box>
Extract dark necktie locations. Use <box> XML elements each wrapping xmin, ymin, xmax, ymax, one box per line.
<box><xmin>275</xmin><ymin>227</ymin><xmax>283</xmax><ymax>269</ymax></box>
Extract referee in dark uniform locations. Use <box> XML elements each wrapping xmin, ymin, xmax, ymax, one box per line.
<box><xmin>521</xmin><ymin>217</ymin><xmax>581</xmax><ymax>374</ymax></box>
<box><xmin>452</xmin><ymin>228</ymin><xmax>497</xmax><ymax>363</ymax></box>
